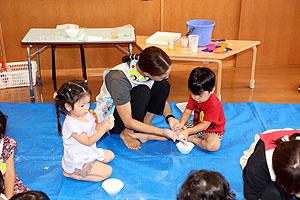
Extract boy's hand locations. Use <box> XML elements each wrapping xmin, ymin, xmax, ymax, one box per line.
<box><xmin>174</xmin><ymin>123</ymin><xmax>185</xmax><ymax>131</ymax></box>
<box><xmin>177</xmin><ymin>128</ymin><xmax>189</xmax><ymax>144</ymax></box>
<box><xmin>163</xmin><ymin>129</ymin><xmax>184</xmax><ymax>143</ymax></box>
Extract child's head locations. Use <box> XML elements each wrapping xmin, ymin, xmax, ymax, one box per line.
<box><xmin>10</xmin><ymin>191</ymin><xmax>50</xmax><ymax>200</ymax></box>
<box><xmin>122</xmin><ymin>46</ymin><xmax>172</xmax><ymax>81</ymax></box>
<box><xmin>0</xmin><ymin>111</ymin><xmax>7</xmax><ymax>139</ymax></box>
<box><xmin>272</xmin><ymin>133</ymin><xmax>300</xmax><ymax>198</ymax></box>
<box><xmin>54</xmin><ymin>80</ymin><xmax>91</xmax><ymax>134</ymax></box>
<box><xmin>188</xmin><ymin>67</ymin><xmax>216</xmax><ymax>104</ymax></box>
<box><xmin>177</xmin><ymin>170</ymin><xmax>236</xmax><ymax>200</ymax></box>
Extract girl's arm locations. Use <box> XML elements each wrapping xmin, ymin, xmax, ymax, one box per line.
<box><xmin>4</xmin><ymin>151</ymin><xmax>16</xmax><ymax>199</ymax></box>
<box><xmin>72</xmin><ymin>115</ymin><xmax>114</xmax><ymax>146</ymax></box>
<box><xmin>116</xmin><ymin>102</ymin><xmax>178</xmax><ymax>140</ymax></box>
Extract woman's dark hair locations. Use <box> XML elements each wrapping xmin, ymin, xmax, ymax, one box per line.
<box><xmin>177</xmin><ymin>170</ymin><xmax>236</xmax><ymax>200</ymax></box>
<box><xmin>272</xmin><ymin>133</ymin><xmax>300</xmax><ymax>196</ymax></box>
<box><xmin>0</xmin><ymin>111</ymin><xmax>7</xmax><ymax>139</ymax></box>
<box><xmin>54</xmin><ymin>80</ymin><xmax>91</xmax><ymax>135</ymax></box>
<box><xmin>122</xmin><ymin>46</ymin><xmax>171</xmax><ymax>76</ymax></box>
<box><xmin>10</xmin><ymin>191</ymin><xmax>50</xmax><ymax>200</ymax></box>
<box><xmin>188</xmin><ymin>67</ymin><xmax>215</xmax><ymax>95</ymax></box>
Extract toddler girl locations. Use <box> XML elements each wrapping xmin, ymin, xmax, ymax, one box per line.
<box><xmin>0</xmin><ymin>111</ymin><xmax>29</xmax><ymax>199</ymax></box>
<box><xmin>54</xmin><ymin>80</ymin><xmax>115</xmax><ymax>182</ymax></box>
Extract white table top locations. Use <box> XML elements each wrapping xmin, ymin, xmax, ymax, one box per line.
<box><xmin>22</xmin><ymin>27</ymin><xmax>136</xmax><ymax>45</ymax></box>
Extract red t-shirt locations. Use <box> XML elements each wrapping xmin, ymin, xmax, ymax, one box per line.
<box><xmin>186</xmin><ymin>94</ymin><xmax>226</xmax><ymax>135</ymax></box>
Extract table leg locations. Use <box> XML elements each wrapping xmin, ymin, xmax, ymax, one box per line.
<box><xmin>51</xmin><ymin>45</ymin><xmax>57</xmax><ymax>90</ymax></box>
<box><xmin>35</xmin><ymin>45</ymin><xmax>42</xmax><ymax>86</ymax></box>
<box><xmin>250</xmin><ymin>46</ymin><xmax>257</xmax><ymax>89</ymax></box>
<box><xmin>26</xmin><ymin>45</ymin><xmax>35</xmax><ymax>103</ymax></box>
<box><xmin>216</xmin><ymin>60</ymin><xmax>223</xmax><ymax>101</ymax></box>
<box><xmin>129</xmin><ymin>43</ymin><xmax>133</xmax><ymax>55</ymax></box>
<box><xmin>80</xmin><ymin>45</ymin><xmax>87</xmax><ymax>84</ymax></box>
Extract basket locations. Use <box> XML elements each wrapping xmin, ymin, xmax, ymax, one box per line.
<box><xmin>0</xmin><ymin>61</ymin><xmax>37</xmax><ymax>89</ymax></box>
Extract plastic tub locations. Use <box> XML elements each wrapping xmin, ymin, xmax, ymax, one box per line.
<box><xmin>186</xmin><ymin>20</ymin><xmax>215</xmax><ymax>47</ymax></box>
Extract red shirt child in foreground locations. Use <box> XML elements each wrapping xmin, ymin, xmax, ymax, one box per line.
<box><xmin>175</xmin><ymin>67</ymin><xmax>226</xmax><ymax>152</ymax></box>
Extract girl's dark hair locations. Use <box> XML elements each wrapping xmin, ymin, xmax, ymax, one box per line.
<box><xmin>10</xmin><ymin>190</ymin><xmax>50</xmax><ymax>200</ymax></box>
<box><xmin>0</xmin><ymin>111</ymin><xmax>7</xmax><ymax>139</ymax></box>
<box><xmin>122</xmin><ymin>46</ymin><xmax>171</xmax><ymax>76</ymax></box>
<box><xmin>272</xmin><ymin>133</ymin><xmax>300</xmax><ymax>196</ymax></box>
<box><xmin>54</xmin><ymin>80</ymin><xmax>91</xmax><ymax>135</ymax></box>
<box><xmin>188</xmin><ymin>67</ymin><xmax>215</xmax><ymax>95</ymax></box>
<box><xmin>177</xmin><ymin>170</ymin><xmax>236</xmax><ymax>200</ymax></box>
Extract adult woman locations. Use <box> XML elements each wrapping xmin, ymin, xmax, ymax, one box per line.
<box><xmin>241</xmin><ymin>129</ymin><xmax>300</xmax><ymax>200</ymax></box>
<box><xmin>95</xmin><ymin>46</ymin><xmax>180</xmax><ymax>150</ymax></box>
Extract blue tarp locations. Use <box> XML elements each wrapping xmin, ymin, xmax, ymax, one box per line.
<box><xmin>0</xmin><ymin>102</ymin><xmax>299</xmax><ymax>200</ymax></box>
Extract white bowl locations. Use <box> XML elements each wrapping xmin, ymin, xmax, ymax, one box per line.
<box><xmin>65</xmin><ymin>29</ymin><xmax>80</xmax><ymax>38</ymax></box>
<box><xmin>102</xmin><ymin>178</ymin><xmax>124</xmax><ymax>195</ymax></box>
<box><xmin>176</xmin><ymin>141</ymin><xmax>194</xmax><ymax>154</ymax></box>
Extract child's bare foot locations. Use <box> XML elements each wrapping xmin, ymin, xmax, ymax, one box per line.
<box><xmin>128</xmin><ymin>132</ymin><xmax>149</xmax><ymax>143</ymax></box>
<box><xmin>120</xmin><ymin>128</ymin><xmax>142</xmax><ymax>150</ymax></box>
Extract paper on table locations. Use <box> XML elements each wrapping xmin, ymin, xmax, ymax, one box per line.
<box><xmin>56</xmin><ymin>24</ymin><xmax>79</xmax><ymax>29</ymax></box>
<box><xmin>146</xmin><ymin>31</ymin><xmax>181</xmax><ymax>45</ymax></box>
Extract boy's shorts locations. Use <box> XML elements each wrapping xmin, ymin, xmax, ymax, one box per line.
<box><xmin>185</xmin><ymin>120</ymin><xmax>223</xmax><ymax>141</ymax></box>
<box><xmin>73</xmin><ymin>160</ymin><xmax>98</xmax><ymax>177</ymax></box>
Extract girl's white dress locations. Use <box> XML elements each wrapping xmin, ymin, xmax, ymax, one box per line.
<box><xmin>62</xmin><ymin>112</ymin><xmax>105</xmax><ymax>174</ymax></box>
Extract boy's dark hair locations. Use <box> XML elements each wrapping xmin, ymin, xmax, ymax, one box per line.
<box><xmin>177</xmin><ymin>170</ymin><xmax>236</xmax><ymax>200</ymax></box>
<box><xmin>272</xmin><ymin>133</ymin><xmax>300</xmax><ymax>196</ymax></box>
<box><xmin>0</xmin><ymin>111</ymin><xmax>7</xmax><ymax>139</ymax></box>
<box><xmin>188</xmin><ymin>67</ymin><xmax>215</xmax><ymax>95</ymax></box>
<box><xmin>54</xmin><ymin>80</ymin><xmax>91</xmax><ymax>135</ymax></box>
<box><xmin>122</xmin><ymin>46</ymin><xmax>171</xmax><ymax>76</ymax></box>
<box><xmin>10</xmin><ymin>191</ymin><xmax>50</xmax><ymax>200</ymax></box>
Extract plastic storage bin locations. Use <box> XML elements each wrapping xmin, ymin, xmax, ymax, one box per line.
<box><xmin>186</xmin><ymin>20</ymin><xmax>215</xmax><ymax>47</ymax></box>
<box><xmin>0</xmin><ymin>61</ymin><xmax>37</xmax><ymax>89</ymax></box>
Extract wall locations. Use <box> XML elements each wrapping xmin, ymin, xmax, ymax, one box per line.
<box><xmin>0</xmin><ymin>0</ymin><xmax>299</xmax><ymax>72</ymax></box>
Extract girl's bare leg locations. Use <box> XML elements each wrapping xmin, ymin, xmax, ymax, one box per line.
<box><xmin>188</xmin><ymin>134</ymin><xmax>221</xmax><ymax>152</ymax></box>
<box><xmin>63</xmin><ymin>161</ymin><xmax>113</xmax><ymax>182</ymax></box>
<box><xmin>102</xmin><ymin>149</ymin><xmax>115</xmax><ymax>163</ymax></box>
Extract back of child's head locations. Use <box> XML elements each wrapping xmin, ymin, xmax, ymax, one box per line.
<box><xmin>122</xmin><ymin>46</ymin><xmax>172</xmax><ymax>76</ymax></box>
<box><xmin>188</xmin><ymin>67</ymin><xmax>215</xmax><ymax>95</ymax></box>
<box><xmin>177</xmin><ymin>170</ymin><xmax>236</xmax><ymax>200</ymax></box>
<box><xmin>10</xmin><ymin>191</ymin><xmax>50</xmax><ymax>200</ymax></box>
<box><xmin>272</xmin><ymin>133</ymin><xmax>300</xmax><ymax>196</ymax></box>
<box><xmin>0</xmin><ymin>111</ymin><xmax>7</xmax><ymax>139</ymax></box>
<box><xmin>54</xmin><ymin>79</ymin><xmax>91</xmax><ymax>135</ymax></box>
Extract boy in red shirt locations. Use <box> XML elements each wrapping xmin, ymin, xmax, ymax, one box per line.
<box><xmin>175</xmin><ymin>67</ymin><xmax>225</xmax><ymax>151</ymax></box>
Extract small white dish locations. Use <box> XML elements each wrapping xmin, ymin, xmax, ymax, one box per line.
<box><xmin>65</xmin><ymin>29</ymin><xmax>80</xmax><ymax>38</ymax></box>
<box><xmin>102</xmin><ymin>178</ymin><xmax>124</xmax><ymax>195</ymax></box>
<box><xmin>176</xmin><ymin>141</ymin><xmax>194</xmax><ymax>154</ymax></box>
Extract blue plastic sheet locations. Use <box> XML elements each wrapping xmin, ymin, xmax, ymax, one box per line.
<box><xmin>0</xmin><ymin>102</ymin><xmax>299</xmax><ymax>200</ymax></box>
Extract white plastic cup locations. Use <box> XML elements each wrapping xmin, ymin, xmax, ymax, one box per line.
<box><xmin>180</xmin><ymin>36</ymin><xmax>189</xmax><ymax>48</ymax></box>
<box><xmin>188</xmin><ymin>35</ymin><xmax>199</xmax><ymax>53</ymax></box>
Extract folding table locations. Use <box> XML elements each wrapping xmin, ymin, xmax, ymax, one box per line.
<box><xmin>136</xmin><ymin>36</ymin><xmax>260</xmax><ymax>100</ymax></box>
<box><xmin>21</xmin><ymin>27</ymin><xmax>136</xmax><ymax>102</ymax></box>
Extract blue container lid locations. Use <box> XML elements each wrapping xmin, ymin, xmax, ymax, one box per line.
<box><xmin>186</xmin><ymin>20</ymin><xmax>215</xmax><ymax>28</ymax></box>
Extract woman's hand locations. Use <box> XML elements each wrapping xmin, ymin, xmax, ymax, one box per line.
<box><xmin>168</xmin><ymin>117</ymin><xmax>180</xmax><ymax>131</ymax></box>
